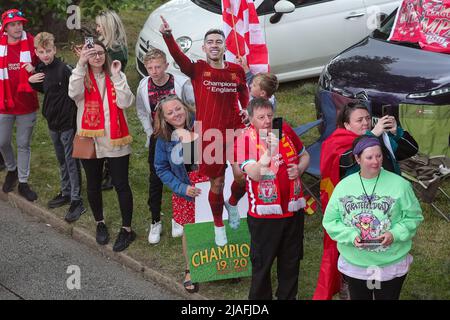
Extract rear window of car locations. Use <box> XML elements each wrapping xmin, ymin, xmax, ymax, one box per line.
<box><xmin>192</xmin><ymin>0</ymin><xmax>222</xmax><ymax>14</ymax></box>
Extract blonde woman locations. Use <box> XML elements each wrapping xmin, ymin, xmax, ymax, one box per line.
<box><xmin>95</xmin><ymin>10</ymin><xmax>128</xmax><ymax>72</ymax></box>
<box><xmin>153</xmin><ymin>95</ymin><xmax>208</xmax><ymax>293</ymax></box>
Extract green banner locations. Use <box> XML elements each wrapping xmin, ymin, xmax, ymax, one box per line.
<box><xmin>185</xmin><ymin>220</ymin><xmax>252</xmax><ymax>283</ymax></box>
<box><xmin>399</xmin><ymin>104</ymin><xmax>450</xmax><ymax>157</ymax></box>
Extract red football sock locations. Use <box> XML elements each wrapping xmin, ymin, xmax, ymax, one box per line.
<box><xmin>228</xmin><ymin>181</ymin><xmax>246</xmax><ymax>206</ymax></box>
<box><xmin>209</xmin><ymin>191</ymin><xmax>224</xmax><ymax>227</ymax></box>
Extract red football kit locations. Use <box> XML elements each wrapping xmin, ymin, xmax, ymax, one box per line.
<box><xmin>163</xmin><ymin>33</ymin><xmax>249</xmax><ymax>178</ymax></box>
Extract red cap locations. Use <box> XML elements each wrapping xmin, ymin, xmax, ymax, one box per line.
<box><xmin>1</xmin><ymin>9</ymin><xmax>28</xmax><ymax>33</ymax></box>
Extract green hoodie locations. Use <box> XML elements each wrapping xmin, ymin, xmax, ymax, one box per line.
<box><xmin>323</xmin><ymin>169</ymin><xmax>423</xmax><ymax>268</ymax></box>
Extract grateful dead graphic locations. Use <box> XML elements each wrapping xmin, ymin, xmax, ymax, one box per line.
<box><xmin>353</xmin><ymin>212</ymin><xmax>381</xmax><ymax>240</ymax></box>
<box><xmin>339</xmin><ymin>193</ymin><xmax>396</xmax><ymax>251</ymax></box>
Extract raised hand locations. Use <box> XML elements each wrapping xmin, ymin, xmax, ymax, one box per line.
<box><xmin>111</xmin><ymin>60</ymin><xmax>122</xmax><ymax>76</ymax></box>
<box><xmin>265</xmin><ymin>132</ymin><xmax>280</xmax><ymax>156</ymax></box>
<box><xmin>372</xmin><ymin>115</ymin><xmax>391</xmax><ymax>137</ymax></box>
<box><xmin>71</xmin><ymin>43</ymin><xmax>82</xmax><ymax>58</ymax></box>
<box><xmin>79</xmin><ymin>44</ymin><xmax>96</xmax><ymax>67</ymax></box>
<box><xmin>159</xmin><ymin>16</ymin><xmax>172</xmax><ymax>35</ymax></box>
<box><xmin>236</xmin><ymin>56</ymin><xmax>250</xmax><ymax>73</ymax></box>
<box><xmin>386</xmin><ymin>116</ymin><xmax>397</xmax><ymax>135</ymax></box>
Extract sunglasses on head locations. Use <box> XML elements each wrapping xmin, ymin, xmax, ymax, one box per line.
<box><xmin>155</xmin><ymin>94</ymin><xmax>181</xmax><ymax>109</ymax></box>
<box><xmin>6</xmin><ymin>11</ymin><xmax>24</xmax><ymax>19</ymax></box>
<box><xmin>345</xmin><ymin>100</ymin><xmax>366</xmax><ymax>110</ymax></box>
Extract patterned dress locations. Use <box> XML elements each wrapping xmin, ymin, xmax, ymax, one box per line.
<box><xmin>171</xmin><ymin>171</ymin><xmax>208</xmax><ymax>226</ymax></box>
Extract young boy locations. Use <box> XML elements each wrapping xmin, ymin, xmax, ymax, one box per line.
<box><xmin>237</xmin><ymin>56</ymin><xmax>278</xmax><ymax>109</ymax></box>
<box><xmin>28</xmin><ymin>32</ymin><xmax>85</xmax><ymax>222</ymax></box>
<box><xmin>249</xmin><ymin>72</ymin><xmax>278</xmax><ymax>108</ymax></box>
<box><xmin>136</xmin><ymin>48</ymin><xmax>194</xmax><ymax>245</ymax></box>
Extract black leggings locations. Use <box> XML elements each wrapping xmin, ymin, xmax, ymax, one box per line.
<box><xmin>81</xmin><ymin>155</ymin><xmax>133</xmax><ymax>227</ymax></box>
<box><xmin>343</xmin><ymin>274</ymin><xmax>407</xmax><ymax>300</ymax></box>
<box><xmin>148</xmin><ymin>134</ymin><xmax>163</xmax><ymax>223</ymax></box>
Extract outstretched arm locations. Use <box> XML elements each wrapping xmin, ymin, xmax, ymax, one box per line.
<box><xmin>160</xmin><ymin>16</ymin><xmax>195</xmax><ymax>78</ymax></box>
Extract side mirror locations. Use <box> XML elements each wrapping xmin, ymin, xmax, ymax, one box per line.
<box><xmin>274</xmin><ymin>0</ymin><xmax>295</xmax><ymax>13</ymax></box>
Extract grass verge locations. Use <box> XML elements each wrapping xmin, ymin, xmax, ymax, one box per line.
<box><xmin>1</xmin><ymin>7</ymin><xmax>448</xmax><ymax>300</ymax></box>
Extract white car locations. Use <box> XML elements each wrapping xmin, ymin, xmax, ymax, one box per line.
<box><xmin>136</xmin><ymin>0</ymin><xmax>401</xmax><ymax>82</ymax></box>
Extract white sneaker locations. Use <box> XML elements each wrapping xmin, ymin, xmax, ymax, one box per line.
<box><xmin>224</xmin><ymin>200</ymin><xmax>241</xmax><ymax>230</ymax></box>
<box><xmin>214</xmin><ymin>226</ymin><xmax>228</xmax><ymax>247</ymax></box>
<box><xmin>148</xmin><ymin>221</ymin><xmax>162</xmax><ymax>244</ymax></box>
<box><xmin>171</xmin><ymin>218</ymin><xmax>184</xmax><ymax>238</ymax></box>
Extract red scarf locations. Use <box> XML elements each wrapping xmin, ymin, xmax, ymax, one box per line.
<box><xmin>79</xmin><ymin>69</ymin><xmax>132</xmax><ymax>146</ymax></box>
<box><xmin>0</xmin><ymin>31</ymin><xmax>34</xmax><ymax>111</ymax></box>
<box><xmin>313</xmin><ymin>128</ymin><xmax>358</xmax><ymax>300</ymax></box>
<box><xmin>246</xmin><ymin>125</ymin><xmax>304</xmax><ymax>215</ymax></box>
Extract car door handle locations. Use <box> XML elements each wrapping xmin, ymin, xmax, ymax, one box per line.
<box><xmin>345</xmin><ymin>12</ymin><xmax>365</xmax><ymax>19</ymax></box>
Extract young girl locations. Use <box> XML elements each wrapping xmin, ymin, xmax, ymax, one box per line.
<box><xmin>69</xmin><ymin>40</ymin><xmax>135</xmax><ymax>252</ymax></box>
<box><xmin>94</xmin><ymin>10</ymin><xmax>129</xmax><ymax>191</ymax></box>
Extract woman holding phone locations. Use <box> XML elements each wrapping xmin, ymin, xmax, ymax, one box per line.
<box><xmin>322</xmin><ymin>135</ymin><xmax>423</xmax><ymax>300</ymax></box>
<box><xmin>94</xmin><ymin>10</ymin><xmax>129</xmax><ymax>190</ymax></box>
<box><xmin>314</xmin><ymin>101</ymin><xmax>419</xmax><ymax>300</ymax></box>
<box><xmin>69</xmin><ymin>40</ymin><xmax>135</xmax><ymax>252</ymax></box>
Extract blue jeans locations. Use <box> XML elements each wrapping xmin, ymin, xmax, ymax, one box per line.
<box><xmin>49</xmin><ymin>129</ymin><xmax>82</xmax><ymax>201</ymax></box>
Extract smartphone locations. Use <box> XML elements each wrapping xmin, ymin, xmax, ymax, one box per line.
<box><xmin>272</xmin><ymin>117</ymin><xmax>283</xmax><ymax>139</ymax></box>
<box><xmin>382</xmin><ymin>104</ymin><xmax>394</xmax><ymax>130</ymax></box>
<box><xmin>360</xmin><ymin>239</ymin><xmax>382</xmax><ymax>247</ymax></box>
<box><xmin>85</xmin><ymin>36</ymin><xmax>94</xmax><ymax>49</ymax></box>
<box><xmin>382</xmin><ymin>104</ymin><xmax>394</xmax><ymax>117</ymax></box>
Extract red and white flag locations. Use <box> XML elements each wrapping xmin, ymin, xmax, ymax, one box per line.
<box><xmin>222</xmin><ymin>0</ymin><xmax>270</xmax><ymax>74</ymax></box>
<box><xmin>388</xmin><ymin>0</ymin><xmax>450</xmax><ymax>53</ymax></box>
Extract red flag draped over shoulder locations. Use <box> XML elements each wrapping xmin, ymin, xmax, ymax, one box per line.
<box><xmin>313</xmin><ymin>128</ymin><xmax>358</xmax><ymax>300</ymax></box>
<box><xmin>222</xmin><ymin>0</ymin><xmax>270</xmax><ymax>74</ymax></box>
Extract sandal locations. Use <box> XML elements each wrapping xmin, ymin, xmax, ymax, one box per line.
<box><xmin>183</xmin><ymin>270</ymin><xmax>199</xmax><ymax>294</ymax></box>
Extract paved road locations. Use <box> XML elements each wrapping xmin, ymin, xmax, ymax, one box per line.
<box><xmin>0</xmin><ymin>199</ymin><xmax>181</xmax><ymax>300</ymax></box>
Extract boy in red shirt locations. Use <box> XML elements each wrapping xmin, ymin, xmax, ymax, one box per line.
<box><xmin>0</xmin><ymin>9</ymin><xmax>39</xmax><ymax>201</ymax></box>
<box><xmin>160</xmin><ymin>16</ymin><xmax>249</xmax><ymax>246</ymax></box>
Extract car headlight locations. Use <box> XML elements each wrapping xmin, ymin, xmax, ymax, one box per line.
<box><xmin>407</xmin><ymin>86</ymin><xmax>450</xmax><ymax>98</ymax></box>
<box><xmin>176</xmin><ymin>36</ymin><xmax>192</xmax><ymax>53</ymax></box>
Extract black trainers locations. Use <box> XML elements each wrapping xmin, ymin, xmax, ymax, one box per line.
<box><xmin>47</xmin><ymin>192</ymin><xmax>71</xmax><ymax>209</ymax></box>
<box><xmin>18</xmin><ymin>183</ymin><xmax>38</xmax><ymax>202</ymax></box>
<box><xmin>64</xmin><ymin>200</ymin><xmax>86</xmax><ymax>223</ymax></box>
<box><xmin>113</xmin><ymin>228</ymin><xmax>136</xmax><ymax>252</ymax></box>
<box><xmin>2</xmin><ymin>169</ymin><xmax>18</xmax><ymax>193</ymax></box>
<box><xmin>96</xmin><ymin>222</ymin><xmax>110</xmax><ymax>245</ymax></box>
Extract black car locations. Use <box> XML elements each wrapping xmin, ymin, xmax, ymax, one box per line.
<box><xmin>317</xmin><ymin>9</ymin><xmax>450</xmax><ymax>119</ymax></box>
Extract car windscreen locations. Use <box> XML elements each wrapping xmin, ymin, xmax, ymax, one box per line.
<box><xmin>192</xmin><ymin>0</ymin><xmax>222</xmax><ymax>14</ymax></box>
<box><xmin>371</xmin><ymin>9</ymin><xmax>421</xmax><ymax>49</ymax></box>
